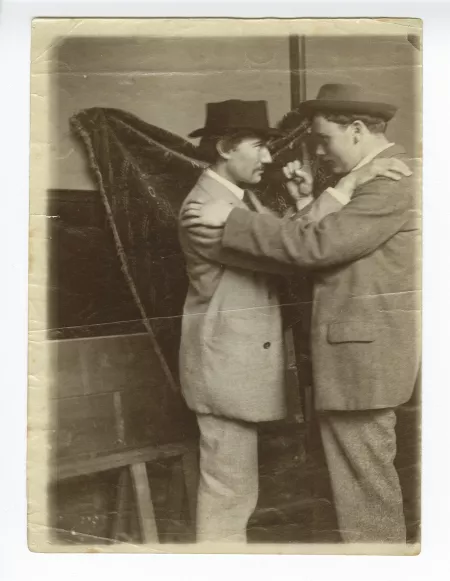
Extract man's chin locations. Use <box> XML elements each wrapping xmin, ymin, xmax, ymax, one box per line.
<box><xmin>320</xmin><ymin>159</ymin><xmax>339</xmax><ymax>174</ymax></box>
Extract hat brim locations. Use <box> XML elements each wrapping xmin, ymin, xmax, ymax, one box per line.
<box><xmin>295</xmin><ymin>100</ymin><xmax>397</xmax><ymax>121</ymax></box>
<box><xmin>188</xmin><ymin>126</ymin><xmax>284</xmax><ymax>139</ymax></box>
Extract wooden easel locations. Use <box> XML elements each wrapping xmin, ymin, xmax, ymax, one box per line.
<box><xmin>54</xmin><ymin>442</ymin><xmax>198</xmax><ymax>544</ymax></box>
<box><xmin>50</xmin><ymin>332</ymin><xmax>199</xmax><ymax>544</ymax></box>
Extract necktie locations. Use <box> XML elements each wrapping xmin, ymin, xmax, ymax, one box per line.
<box><xmin>243</xmin><ymin>190</ymin><xmax>255</xmax><ymax>211</ymax></box>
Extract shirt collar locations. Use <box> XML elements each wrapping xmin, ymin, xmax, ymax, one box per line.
<box><xmin>351</xmin><ymin>142</ymin><xmax>395</xmax><ymax>172</ymax></box>
<box><xmin>205</xmin><ymin>168</ymin><xmax>245</xmax><ymax>201</ymax></box>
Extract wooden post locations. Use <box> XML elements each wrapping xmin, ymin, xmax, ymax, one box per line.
<box><xmin>289</xmin><ymin>35</ymin><xmax>307</xmax><ymax>109</ymax></box>
<box><xmin>130</xmin><ymin>462</ymin><xmax>159</xmax><ymax>543</ymax></box>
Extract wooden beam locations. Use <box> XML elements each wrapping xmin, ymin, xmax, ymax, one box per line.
<box><xmin>54</xmin><ymin>442</ymin><xmax>192</xmax><ymax>481</ymax></box>
<box><xmin>130</xmin><ymin>462</ymin><xmax>159</xmax><ymax>543</ymax></box>
<box><xmin>289</xmin><ymin>35</ymin><xmax>307</xmax><ymax>109</ymax></box>
<box><xmin>289</xmin><ymin>35</ymin><xmax>300</xmax><ymax>109</ymax></box>
<box><xmin>299</xmin><ymin>35</ymin><xmax>307</xmax><ymax>102</ymax></box>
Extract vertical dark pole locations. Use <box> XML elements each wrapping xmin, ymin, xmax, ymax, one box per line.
<box><xmin>299</xmin><ymin>35</ymin><xmax>307</xmax><ymax>102</ymax></box>
<box><xmin>289</xmin><ymin>34</ymin><xmax>307</xmax><ymax>109</ymax></box>
<box><xmin>289</xmin><ymin>35</ymin><xmax>301</xmax><ymax>110</ymax></box>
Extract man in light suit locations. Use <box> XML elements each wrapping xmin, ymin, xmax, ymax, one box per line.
<box><xmin>179</xmin><ymin>97</ymin><xmax>411</xmax><ymax>543</ymax></box>
<box><xmin>179</xmin><ymin>100</ymin><xmax>292</xmax><ymax>543</ymax></box>
<box><xmin>182</xmin><ymin>85</ymin><xmax>420</xmax><ymax>543</ymax></box>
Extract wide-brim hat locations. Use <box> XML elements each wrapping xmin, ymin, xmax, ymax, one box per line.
<box><xmin>188</xmin><ymin>99</ymin><xmax>283</xmax><ymax>138</ymax></box>
<box><xmin>296</xmin><ymin>83</ymin><xmax>398</xmax><ymax>121</ymax></box>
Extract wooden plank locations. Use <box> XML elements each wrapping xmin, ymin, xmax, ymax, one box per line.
<box><xmin>52</xmin><ymin>333</ymin><xmax>171</xmax><ymax>399</ymax></box>
<box><xmin>55</xmin><ymin>393</ymin><xmax>118</xmax><ymax>458</ymax></box>
<box><xmin>299</xmin><ymin>35</ymin><xmax>307</xmax><ymax>103</ymax></box>
<box><xmin>288</xmin><ymin>35</ymin><xmax>307</xmax><ymax>109</ymax></box>
<box><xmin>48</xmin><ymin>320</ymin><xmax>147</xmax><ymax>341</ymax></box>
<box><xmin>113</xmin><ymin>392</ymin><xmax>125</xmax><ymax>445</ymax></box>
<box><xmin>50</xmin><ymin>470</ymin><xmax>118</xmax><ymax>544</ymax></box>
<box><xmin>289</xmin><ymin>35</ymin><xmax>301</xmax><ymax>109</ymax></box>
<box><xmin>164</xmin><ymin>458</ymin><xmax>185</xmax><ymax>539</ymax></box>
<box><xmin>110</xmin><ymin>468</ymin><xmax>132</xmax><ymax>543</ymax></box>
<box><xmin>120</xmin><ymin>387</ymin><xmax>164</xmax><ymax>448</ymax></box>
<box><xmin>130</xmin><ymin>463</ymin><xmax>158</xmax><ymax>543</ymax></box>
<box><xmin>54</xmin><ymin>442</ymin><xmax>191</xmax><ymax>481</ymax></box>
<box><xmin>119</xmin><ymin>385</ymin><xmax>194</xmax><ymax>448</ymax></box>
<box><xmin>181</xmin><ymin>447</ymin><xmax>199</xmax><ymax>525</ymax></box>
<box><xmin>284</xmin><ymin>327</ymin><xmax>304</xmax><ymax>424</ymax></box>
<box><xmin>54</xmin><ymin>383</ymin><xmax>193</xmax><ymax>459</ymax></box>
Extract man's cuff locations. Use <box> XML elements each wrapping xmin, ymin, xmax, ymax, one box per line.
<box><xmin>223</xmin><ymin>207</ymin><xmax>254</xmax><ymax>249</ymax></box>
<box><xmin>325</xmin><ymin>187</ymin><xmax>351</xmax><ymax>206</ymax></box>
<box><xmin>295</xmin><ymin>196</ymin><xmax>314</xmax><ymax>212</ymax></box>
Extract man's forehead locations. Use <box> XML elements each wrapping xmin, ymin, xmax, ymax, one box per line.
<box><xmin>311</xmin><ymin>115</ymin><xmax>336</xmax><ymax>134</ymax></box>
<box><xmin>235</xmin><ymin>135</ymin><xmax>265</xmax><ymax>146</ymax></box>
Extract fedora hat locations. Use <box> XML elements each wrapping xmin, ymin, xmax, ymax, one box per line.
<box><xmin>296</xmin><ymin>83</ymin><xmax>397</xmax><ymax>121</ymax></box>
<box><xmin>188</xmin><ymin>99</ymin><xmax>283</xmax><ymax>138</ymax></box>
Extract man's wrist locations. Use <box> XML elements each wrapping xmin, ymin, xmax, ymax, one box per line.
<box><xmin>295</xmin><ymin>196</ymin><xmax>313</xmax><ymax>212</ymax></box>
<box><xmin>325</xmin><ymin>174</ymin><xmax>357</xmax><ymax>206</ymax></box>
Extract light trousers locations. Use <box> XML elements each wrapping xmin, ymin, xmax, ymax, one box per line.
<box><xmin>196</xmin><ymin>413</ymin><xmax>258</xmax><ymax>543</ymax></box>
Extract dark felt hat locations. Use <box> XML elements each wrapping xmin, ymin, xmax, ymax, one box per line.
<box><xmin>188</xmin><ymin>99</ymin><xmax>283</xmax><ymax>138</ymax></box>
<box><xmin>296</xmin><ymin>83</ymin><xmax>398</xmax><ymax>121</ymax></box>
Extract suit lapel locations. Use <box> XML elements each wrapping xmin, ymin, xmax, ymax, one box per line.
<box><xmin>373</xmin><ymin>144</ymin><xmax>406</xmax><ymax>160</ymax></box>
<box><xmin>195</xmin><ymin>172</ymin><xmax>248</xmax><ymax>209</ymax></box>
<box><xmin>244</xmin><ymin>189</ymin><xmax>266</xmax><ymax>214</ymax></box>
<box><xmin>194</xmin><ymin>171</ymin><xmax>269</xmax><ymax>219</ymax></box>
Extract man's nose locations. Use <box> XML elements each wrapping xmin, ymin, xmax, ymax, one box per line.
<box><xmin>315</xmin><ymin>143</ymin><xmax>326</xmax><ymax>157</ymax></box>
<box><xmin>260</xmin><ymin>147</ymin><xmax>272</xmax><ymax>164</ymax></box>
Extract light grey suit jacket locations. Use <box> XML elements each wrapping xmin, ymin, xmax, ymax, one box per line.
<box><xmin>221</xmin><ymin>145</ymin><xmax>422</xmax><ymax>412</ymax></box>
<box><xmin>178</xmin><ymin>172</ymin><xmax>343</xmax><ymax>422</ymax></box>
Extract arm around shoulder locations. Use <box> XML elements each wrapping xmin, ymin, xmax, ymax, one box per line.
<box><xmin>222</xmin><ymin>177</ymin><xmax>413</xmax><ymax>269</ymax></box>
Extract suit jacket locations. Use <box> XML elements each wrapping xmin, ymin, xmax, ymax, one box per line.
<box><xmin>178</xmin><ymin>172</ymin><xmax>342</xmax><ymax>422</ymax></box>
<box><xmin>221</xmin><ymin>145</ymin><xmax>422</xmax><ymax>411</ymax></box>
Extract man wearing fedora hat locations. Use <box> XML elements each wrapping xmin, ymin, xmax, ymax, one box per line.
<box><xmin>182</xmin><ymin>85</ymin><xmax>420</xmax><ymax>544</ymax></box>
<box><xmin>179</xmin><ymin>99</ymin><xmax>293</xmax><ymax>543</ymax></box>
<box><xmin>178</xmin><ymin>96</ymin><xmax>411</xmax><ymax>543</ymax></box>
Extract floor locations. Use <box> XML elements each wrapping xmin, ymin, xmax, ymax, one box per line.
<box><xmin>51</xmin><ymin>406</ymin><xmax>420</xmax><ymax>547</ymax></box>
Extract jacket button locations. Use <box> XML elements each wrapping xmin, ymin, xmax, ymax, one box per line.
<box><xmin>263</xmin><ymin>342</ymin><xmax>271</xmax><ymax>349</ymax></box>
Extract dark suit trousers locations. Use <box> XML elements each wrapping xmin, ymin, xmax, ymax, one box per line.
<box><xmin>318</xmin><ymin>408</ymin><xmax>406</xmax><ymax>543</ymax></box>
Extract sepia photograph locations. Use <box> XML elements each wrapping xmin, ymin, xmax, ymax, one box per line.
<box><xmin>28</xmin><ymin>17</ymin><xmax>422</xmax><ymax>554</ymax></box>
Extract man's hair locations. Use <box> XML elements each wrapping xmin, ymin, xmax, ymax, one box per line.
<box><xmin>315</xmin><ymin>111</ymin><xmax>388</xmax><ymax>134</ymax></box>
<box><xmin>198</xmin><ymin>129</ymin><xmax>269</xmax><ymax>164</ymax></box>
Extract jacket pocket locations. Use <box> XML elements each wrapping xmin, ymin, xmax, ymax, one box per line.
<box><xmin>327</xmin><ymin>321</ymin><xmax>377</xmax><ymax>344</ymax></box>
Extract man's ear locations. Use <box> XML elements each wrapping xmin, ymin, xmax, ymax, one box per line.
<box><xmin>351</xmin><ymin>120</ymin><xmax>365</xmax><ymax>144</ymax></box>
<box><xmin>216</xmin><ymin>139</ymin><xmax>232</xmax><ymax>160</ymax></box>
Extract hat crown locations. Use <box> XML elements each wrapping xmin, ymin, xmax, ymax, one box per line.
<box><xmin>295</xmin><ymin>83</ymin><xmax>398</xmax><ymax>121</ymax></box>
<box><xmin>189</xmin><ymin>99</ymin><xmax>281</xmax><ymax>138</ymax></box>
<box><xmin>206</xmin><ymin>99</ymin><xmax>269</xmax><ymax>129</ymax></box>
<box><xmin>316</xmin><ymin>83</ymin><xmax>365</xmax><ymax>103</ymax></box>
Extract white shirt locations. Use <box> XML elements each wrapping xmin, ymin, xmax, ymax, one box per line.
<box><xmin>326</xmin><ymin>142</ymin><xmax>395</xmax><ymax>205</ymax></box>
<box><xmin>296</xmin><ymin>142</ymin><xmax>395</xmax><ymax>211</ymax></box>
<box><xmin>205</xmin><ymin>168</ymin><xmax>245</xmax><ymax>201</ymax></box>
<box><xmin>351</xmin><ymin>142</ymin><xmax>395</xmax><ymax>172</ymax></box>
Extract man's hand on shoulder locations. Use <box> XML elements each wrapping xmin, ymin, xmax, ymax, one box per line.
<box><xmin>181</xmin><ymin>198</ymin><xmax>234</xmax><ymax>229</ymax></box>
<box><xmin>334</xmin><ymin>157</ymin><xmax>413</xmax><ymax>200</ymax></box>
